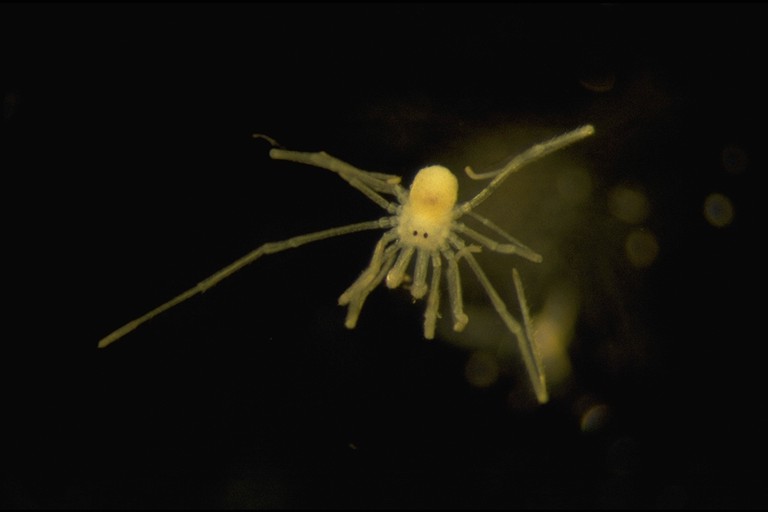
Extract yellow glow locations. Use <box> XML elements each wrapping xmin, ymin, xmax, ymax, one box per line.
<box><xmin>556</xmin><ymin>166</ymin><xmax>593</xmax><ymax>206</ymax></box>
<box><xmin>464</xmin><ymin>351</ymin><xmax>500</xmax><ymax>389</ymax></box>
<box><xmin>625</xmin><ymin>229</ymin><xmax>659</xmax><ymax>268</ymax></box>
<box><xmin>533</xmin><ymin>284</ymin><xmax>579</xmax><ymax>391</ymax></box>
<box><xmin>608</xmin><ymin>185</ymin><xmax>650</xmax><ymax>224</ymax></box>
<box><xmin>580</xmin><ymin>403</ymin><xmax>610</xmax><ymax>433</ymax></box>
<box><xmin>703</xmin><ymin>193</ymin><xmax>734</xmax><ymax>228</ymax></box>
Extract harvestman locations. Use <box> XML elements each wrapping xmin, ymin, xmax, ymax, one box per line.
<box><xmin>99</xmin><ymin>125</ymin><xmax>595</xmax><ymax>404</ymax></box>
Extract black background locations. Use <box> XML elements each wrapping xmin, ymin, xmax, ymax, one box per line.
<box><xmin>2</xmin><ymin>3</ymin><xmax>765</xmax><ymax>509</ymax></box>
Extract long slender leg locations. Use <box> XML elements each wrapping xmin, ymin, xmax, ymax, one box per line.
<box><xmin>268</xmin><ymin>148</ymin><xmax>408</xmax><ymax>207</ymax></box>
<box><xmin>453</xmin><ymin>222</ymin><xmax>542</xmax><ymax>263</ymax></box>
<box><xmin>440</xmin><ymin>247</ymin><xmax>469</xmax><ymax>332</ymax></box>
<box><xmin>460</xmin><ymin>125</ymin><xmax>595</xmax><ymax>213</ymax></box>
<box><xmin>342</xmin><ymin>243</ymin><xmax>400</xmax><ymax>329</ymax></box>
<box><xmin>98</xmin><ymin>217</ymin><xmax>394</xmax><ymax>348</ymax></box>
<box><xmin>450</xmin><ymin>235</ymin><xmax>548</xmax><ymax>403</ymax></box>
<box><xmin>464</xmin><ymin>211</ymin><xmax>543</xmax><ymax>263</ymax></box>
<box><xmin>423</xmin><ymin>252</ymin><xmax>442</xmax><ymax>339</ymax></box>
<box><xmin>511</xmin><ymin>268</ymin><xmax>547</xmax><ymax>402</ymax></box>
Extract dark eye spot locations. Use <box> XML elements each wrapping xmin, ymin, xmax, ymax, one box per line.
<box><xmin>423</xmin><ymin>232</ymin><xmax>429</xmax><ymax>238</ymax></box>
<box><xmin>412</xmin><ymin>230</ymin><xmax>418</xmax><ymax>236</ymax></box>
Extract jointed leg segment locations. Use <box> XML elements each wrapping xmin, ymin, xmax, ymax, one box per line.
<box><xmin>463</xmin><ymin>211</ymin><xmax>542</xmax><ymax>263</ymax></box>
<box><xmin>423</xmin><ymin>253</ymin><xmax>442</xmax><ymax>339</ymax></box>
<box><xmin>338</xmin><ymin>228</ymin><xmax>399</xmax><ymax>307</ymax></box>
<box><xmin>461</xmin><ymin>124</ymin><xmax>595</xmax><ymax>212</ymax></box>
<box><xmin>385</xmin><ymin>246</ymin><xmax>415</xmax><ymax>290</ymax></box>
<box><xmin>340</xmin><ymin>242</ymin><xmax>401</xmax><ymax>330</ymax></box>
<box><xmin>101</xmin><ymin>127</ymin><xmax>591</xmax><ymax>406</ymax></box>
<box><xmin>98</xmin><ymin>218</ymin><xmax>394</xmax><ymax>348</ymax></box>
<box><xmin>450</xmin><ymin>234</ymin><xmax>548</xmax><ymax>404</ymax></box>
<box><xmin>453</xmin><ymin>222</ymin><xmax>542</xmax><ymax>263</ymax></box>
<box><xmin>269</xmin><ymin>149</ymin><xmax>407</xmax><ymax>208</ymax></box>
<box><xmin>441</xmin><ymin>247</ymin><xmax>470</xmax><ymax>332</ymax></box>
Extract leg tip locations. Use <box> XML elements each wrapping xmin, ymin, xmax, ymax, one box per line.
<box><xmin>453</xmin><ymin>314</ymin><xmax>469</xmax><ymax>332</ymax></box>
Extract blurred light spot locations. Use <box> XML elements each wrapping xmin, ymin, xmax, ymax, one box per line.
<box><xmin>534</xmin><ymin>284</ymin><xmax>579</xmax><ymax>392</ymax></box>
<box><xmin>703</xmin><ymin>193</ymin><xmax>734</xmax><ymax>228</ymax></box>
<box><xmin>464</xmin><ymin>351</ymin><xmax>499</xmax><ymax>388</ymax></box>
<box><xmin>625</xmin><ymin>229</ymin><xmax>659</xmax><ymax>268</ymax></box>
<box><xmin>608</xmin><ymin>185</ymin><xmax>650</xmax><ymax>224</ymax></box>
<box><xmin>721</xmin><ymin>145</ymin><xmax>748</xmax><ymax>174</ymax></box>
<box><xmin>441</xmin><ymin>304</ymin><xmax>503</xmax><ymax>352</ymax></box>
<box><xmin>579</xmin><ymin>70</ymin><xmax>616</xmax><ymax>93</ymax></box>
<box><xmin>580</xmin><ymin>403</ymin><xmax>610</xmax><ymax>433</ymax></box>
<box><xmin>556</xmin><ymin>167</ymin><xmax>593</xmax><ymax>206</ymax></box>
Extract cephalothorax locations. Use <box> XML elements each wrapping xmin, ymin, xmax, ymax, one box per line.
<box><xmin>98</xmin><ymin>125</ymin><xmax>595</xmax><ymax>404</ymax></box>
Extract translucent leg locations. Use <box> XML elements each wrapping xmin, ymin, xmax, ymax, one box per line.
<box><xmin>423</xmin><ymin>252</ymin><xmax>442</xmax><ymax>340</ymax></box>
<box><xmin>511</xmin><ymin>268</ymin><xmax>546</xmax><ymax>402</ymax></box>
<box><xmin>338</xmin><ymin>229</ymin><xmax>399</xmax><ymax>306</ymax></box>
<box><xmin>268</xmin><ymin>148</ymin><xmax>408</xmax><ymax>208</ymax></box>
<box><xmin>341</xmin><ymin>244</ymin><xmax>400</xmax><ymax>330</ymax></box>
<box><xmin>460</xmin><ymin>125</ymin><xmax>595</xmax><ymax>213</ymax></box>
<box><xmin>98</xmin><ymin>218</ymin><xmax>394</xmax><ymax>348</ymax></box>
<box><xmin>410</xmin><ymin>248</ymin><xmax>431</xmax><ymax>299</ymax></box>
<box><xmin>453</xmin><ymin>221</ymin><xmax>542</xmax><ymax>263</ymax></box>
<box><xmin>440</xmin><ymin>247</ymin><xmax>469</xmax><ymax>332</ymax></box>
<box><xmin>450</xmin><ymin>235</ymin><xmax>548</xmax><ymax>403</ymax></box>
<box><xmin>386</xmin><ymin>246</ymin><xmax>415</xmax><ymax>289</ymax></box>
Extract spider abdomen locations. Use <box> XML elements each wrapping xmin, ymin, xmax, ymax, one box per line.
<box><xmin>397</xmin><ymin>165</ymin><xmax>458</xmax><ymax>250</ymax></box>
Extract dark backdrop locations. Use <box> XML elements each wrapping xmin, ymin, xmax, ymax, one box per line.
<box><xmin>2</xmin><ymin>3</ymin><xmax>765</xmax><ymax>509</ymax></box>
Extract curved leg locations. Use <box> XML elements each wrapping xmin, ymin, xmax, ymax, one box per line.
<box><xmin>460</xmin><ymin>125</ymin><xmax>595</xmax><ymax>212</ymax></box>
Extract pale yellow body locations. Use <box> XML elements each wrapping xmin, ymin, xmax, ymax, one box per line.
<box><xmin>396</xmin><ymin>165</ymin><xmax>458</xmax><ymax>251</ymax></box>
<box><xmin>98</xmin><ymin>125</ymin><xmax>596</xmax><ymax>404</ymax></box>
